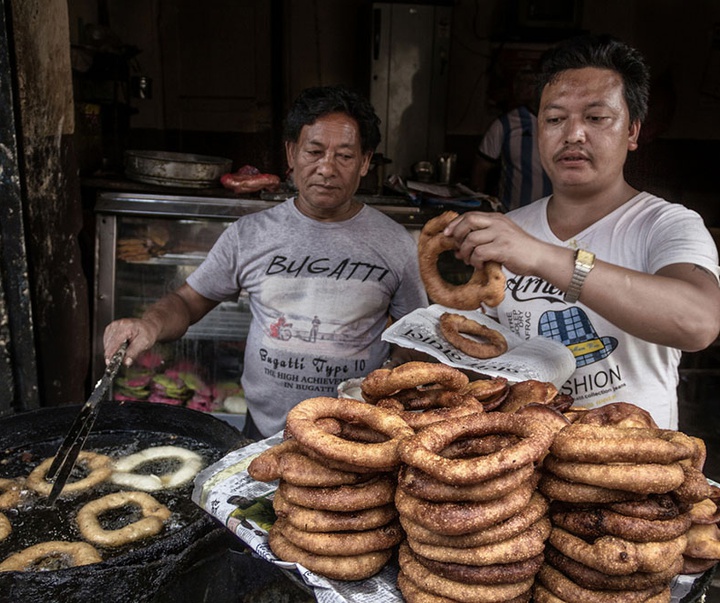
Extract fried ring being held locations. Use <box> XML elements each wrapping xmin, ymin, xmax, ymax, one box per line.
<box><xmin>268</xmin><ymin>527</ymin><xmax>391</xmax><ymax>581</ymax></box>
<box><xmin>544</xmin><ymin>545</ymin><xmax>683</xmax><ymax>591</ymax></box>
<box><xmin>361</xmin><ymin>361</ymin><xmax>469</xmax><ymax>401</ymax></box>
<box><xmin>415</xmin><ymin>552</ymin><xmax>544</xmax><ymax>586</ymax></box>
<box><xmin>550</xmin><ymin>505</ymin><xmax>692</xmax><ymax>542</ymax></box>
<box><xmin>395</xmin><ymin>479</ymin><xmax>536</xmax><ymax>536</ymax></box>
<box><xmin>277</xmin><ymin>474</ymin><xmax>395</xmax><ymax>512</ymax></box>
<box><xmin>439</xmin><ymin>313</ymin><xmax>508</xmax><ymax>359</ymax></box>
<box><xmin>76</xmin><ymin>491</ymin><xmax>172</xmax><ymax>547</ymax></box>
<box><xmin>274</xmin><ymin>517</ymin><xmax>403</xmax><ymax>556</ymax></box>
<box><xmin>399</xmin><ymin>491</ymin><xmax>548</xmax><ymax>548</ymax></box>
<box><xmin>0</xmin><ymin>513</ymin><xmax>10</xmax><ymax>542</ymax></box>
<box><xmin>272</xmin><ymin>489</ymin><xmax>397</xmax><ymax>533</ymax></box>
<box><xmin>111</xmin><ymin>445</ymin><xmax>204</xmax><ymax>491</ymax></box>
<box><xmin>0</xmin><ymin>541</ymin><xmax>102</xmax><ymax>572</ymax></box>
<box><xmin>398</xmin><ymin>463</ymin><xmax>535</xmax><ymax>503</ymax></box>
<box><xmin>249</xmin><ymin>439</ymin><xmax>367</xmax><ymax>487</ymax></box>
<box><xmin>285</xmin><ymin>397</ymin><xmax>413</xmax><ymax>469</ymax></box>
<box><xmin>548</xmin><ymin>526</ymin><xmax>687</xmax><ymax>575</ymax></box>
<box><xmin>26</xmin><ymin>451</ymin><xmax>112</xmax><ymax>497</ymax></box>
<box><xmin>399</xmin><ymin>542</ymin><xmax>533</xmax><ymax>603</ymax></box>
<box><xmin>538</xmin><ymin>473</ymin><xmax>644</xmax><ymax>504</ymax></box>
<box><xmin>399</xmin><ymin>412</ymin><xmax>555</xmax><ymax>485</ymax></box>
<box><xmin>542</xmin><ymin>455</ymin><xmax>685</xmax><ymax>495</ymax></box>
<box><xmin>536</xmin><ymin>563</ymin><xmax>667</xmax><ymax>603</ymax></box>
<box><xmin>406</xmin><ymin>516</ymin><xmax>550</xmax><ymax>567</ymax></box>
<box><xmin>0</xmin><ymin>478</ymin><xmax>23</xmax><ymax>510</ymax></box>
<box><xmin>550</xmin><ymin>424</ymin><xmax>697</xmax><ymax>465</ymax></box>
<box><xmin>418</xmin><ymin>211</ymin><xmax>506</xmax><ymax>310</ymax></box>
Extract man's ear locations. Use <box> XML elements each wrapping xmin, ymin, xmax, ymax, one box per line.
<box><xmin>628</xmin><ymin>120</ymin><xmax>641</xmax><ymax>152</ymax></box>
<box><xmin>285</xmin><ymin>141</ymin><xmax>296</xmax><ymax>168</ymax></box>
<box><xmin>359</xmin><ymin>151</ymin><xmax>373</xmax><ymax>177</ymax></box>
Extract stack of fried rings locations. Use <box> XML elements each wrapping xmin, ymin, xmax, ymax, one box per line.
<box><xmin>395</xmin><ymin>412</ymin><xmax>556</xmax><ymax>602</ymax></box>
<box><xmin>417</xmin><ymin>210</ymin><xmax>505</xmax><ymax>310</ymax></box>
<box><xmin>535</xmin><ymin>422</ymin><xmax>711</xmax><ymax>602</ymax></box>
<box><xmin>249</xmin><ymin>396</ymin><xmax>413</xmax><ymax>581</ymax></box>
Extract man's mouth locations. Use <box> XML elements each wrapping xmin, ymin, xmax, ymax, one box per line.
<box><xmin>555</xmin><ymin>148</ymin><xmax>590</xmax><ymax>164</ymax></box>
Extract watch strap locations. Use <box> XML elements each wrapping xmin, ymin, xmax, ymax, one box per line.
<box><xmin>564</xmin><ymin>249</ymin><xmax>595</xmax><ymax>303</ymax></box>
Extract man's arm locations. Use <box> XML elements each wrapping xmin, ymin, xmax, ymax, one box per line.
<box><xmin>103</xmin><ymin>283</ymin><xmax>219</xmax><ymax>366</ymax></box>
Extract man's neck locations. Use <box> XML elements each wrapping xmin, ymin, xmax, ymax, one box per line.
<box><xmin>547</xmin><ymin>181</ymin><xmax>638</xmax><ymax>241</ymax></box>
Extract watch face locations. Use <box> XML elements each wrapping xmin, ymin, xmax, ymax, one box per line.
<box><xmin>576</xmin><ymin>249</ymin><xmax>595</xmax><ymax>267</ymax></box>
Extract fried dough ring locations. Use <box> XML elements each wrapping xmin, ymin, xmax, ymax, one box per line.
<box><xmin>548</xmin><ymin>526</ymin><xmax>687</xmax><ymax>574</ymax></box>
<box><xmin>684</xmin><ymin>523</ymin><xmax>720</xmax><ymax>560</ymax></box>
<box><xmin>415</xmin><ymin>552</ymin><xmax>544</xmax><ymax>586</ymax></box>
<box><xmin>398</xmin><ymin>463</ymin><xmax>535</xmax><ymax>503</ymax></box>
<box><xmin>673</xmin><ymin>464</ymin><xmax>718</xmax><ymax>504</ymax></box>
<box><xmin>0</xmin><ymin>513</ymin><xmax>10</xmax><ymax>542</ymax></box>
<box><xmin>248</xmin><ymin>439</ymin><xmax>367</xmax><ymax>486</ymax></box>
<box><xmin>376</xmin><ymin>393</ymin><xmax>484</xmax><ymax>430</ymax></box>
<box><xmin>544</xmin><ymin>545</ymin><xmax>683</xmax><ymax>591</ymax></box>
<box><xmin>550</xmin><ymin>424</ymin><xmax>697</xmax><ymax>464</ymax></box>
<box><xmin>542</xmin><ymin>455</ymin><xmax>685</xmax><ymax>495</ymax></box>
<box><xmin>536</xmin><ymin>563</ymin><xmax>667</xmax><ymax>603</ymax></box>
<box><xmin>272</xmin><ymin>490</ymin><xmax>397</xmax><ymax>533</ymax></box>
<box><xmin>398</xmin><ymin>571</ymin><xmax>532</xmax><ymax>603</ymax></box>
<box><xmin>606</xmin><ymin>494</ymin><xmax>685</xmax><ymax>521</ymax></box>
<box><xmin>399</xmin><ymin>542</ymin><xmax>533</xmax><ymax>603</ymax></box>
<box><xmin>406</xmin><ymin>516</ymin><xmax>551</xmax><ymax>566</ymax></box>
<box><xmin>274</xmin><ymin>517</ymin><xmax>403</xmax><ymax>556</ymax></box>
<box><xmin>267</xmin><ymin>527</ymin><xmax>391</xmax><ymax>581</ymax></box>
<box><xmin>0</xmin><ymin>541</ymin><xmax>102</xmax><ymax>572</ymax></box>
<box><xmin>111</xmin><ymin>445</ymin><xmax>204</xmax><ymax>491</ymax></box>
<box><xmin>0</xmin><ymin>478</ymin><xmax>23</xmax><ymax>510</ymax></box>
<box><xmin>439</xmin><ymin>313</ymin><xmax>508</xmax><ymax>359</ymax></box>
<box><xmin>550</xmin><ymin>505</ymin><xmax>692</xmax><ymax>542</ymax></box>
<box><xmin>682</xmin><ymin>556</ymin><xmax>718</xmax><ymax>574</ymax></box>
<box><xmin>361</xmin><ymin>362</ymin><xmax>469</xmax><ymax>401</ymax></box>
<box><xmin>496</xmin><ymin>379</ymin><xmax>558</xmax><ymax>413</ymax></box>
<box><xmin>460</xmin><ymin>377</ymin><xmax>510</xmax><ymax>411</ymax></box>
<box><xmin>395</xmin><ymin>479</ymin><xmax>536</xmax><ymax>536</ymax></box>
<box><xmin>76</xmin><ymin>491</ymin><xmax>172</xmax><ymax>547</ymax></box>
<box><xmin>399</xmin><ymin>412</ymin><xmax>555</xmax><ymax>485</ymax></box>
<box><xmin>538</xmin><ymin>473</ymin><xmax>644</xmax><ymax>504</ymax></box>
<box><xmin>399</xmin><ymin>491</ymin><xmax>548</xmax><ymax>548</ymax></box>
<box><xmin>26</xmin><ymin>451</ymin><xmax>112</xmax><ymax>497</ymax></box>
<box><xmin>277</xmin><ymin>474</ymin><xmax>396</xmax><ymax>512</ymax></box>
<box><xmin>572</xmin><ymin>402</ymin><xmax>658</xmax><ymax>428</ymax></box>
<box><xmin>533</xmin><ymin>583</ymin><xmax>671</xmax><ymax>603</ymax></box>
<box><xmin>285</xmin><ymin>396</ymin><xmax>413</xmax><ymax>468</ymax></box>
<box><xmin>418</xmin><ymin>211</ymin><xmax>505</xmax><ymax>310</ymax></box>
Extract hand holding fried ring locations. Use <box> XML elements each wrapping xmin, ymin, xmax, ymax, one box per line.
<box><xmin>418</xmin><ymin>211</ymin><xmax>505</xmax><ymax>310</ymax></box>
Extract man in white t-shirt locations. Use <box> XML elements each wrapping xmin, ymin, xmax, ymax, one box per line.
<box><xmin>444</xmin><ymin>35</ymin><xmax>720</xmax><ymax>429</ymax></box>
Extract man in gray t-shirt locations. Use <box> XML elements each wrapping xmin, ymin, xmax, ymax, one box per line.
<box><xmin>103</xmin><ymin>85</ymin><xmax>428</xmax><ymax>439</ymax></box>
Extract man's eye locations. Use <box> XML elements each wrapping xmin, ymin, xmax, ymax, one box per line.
<box><xmin>545</xmin><ymin>117</ymin><xmax>562</xmax><ymax>124</ymax></box>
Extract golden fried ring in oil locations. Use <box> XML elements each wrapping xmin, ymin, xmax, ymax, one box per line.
<box><xmin>0</xmin><ymin>541</ymin><xmax>102</xmax><ymax>572</ymax></box>
<box><xmin>26</xmin><ymin>451</ymin><xmax>112</xmax><ymax>497</ymax></box>
<box><xmin>0</xmin><ymin>478</ymin><xmax>23</xmax><ymax>510</ymax></box>
<box><xmin>76</xmin><ymin>491</ymin><xmax>172</xmax><ymax>548</ymax></box>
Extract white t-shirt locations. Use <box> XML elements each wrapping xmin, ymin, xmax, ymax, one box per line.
<box><xmin>488</xmin><ymin>192</ymin><xmax>719</xmax><ymax>429</ymax></box>
<box><xmin>187</xmin><ymin>199</ymin><xmax>428</xmax><ymax>436</ymax></box>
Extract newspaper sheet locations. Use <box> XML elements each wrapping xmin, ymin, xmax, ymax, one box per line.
<box><xmin>192</xmin><ymin>434</ymin><xmax>704</xmax><ymax>603</ymax></box>
<box><xmin>382</xmin><ymin>304</ymin><xmax>576</xmax><ymax>389</ymax></box>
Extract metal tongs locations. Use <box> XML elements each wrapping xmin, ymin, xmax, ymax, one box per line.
<box><xmin>45</xmin><ymin>341</ymin><xmax>129</xmax><ymax>506</ymax></box>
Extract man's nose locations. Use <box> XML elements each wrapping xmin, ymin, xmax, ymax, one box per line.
<box><xmin>316</xmin><ymin>152</ymin><xmax>337</xmax><ymax>175</ymax></box>
<box><xmin>564</xmin><ymin>117</ymin><xmax>587</xmax><ymax>144</ymax></box>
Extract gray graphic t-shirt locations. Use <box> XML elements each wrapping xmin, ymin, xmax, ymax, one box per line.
<box><xmin>187</xmin><ymin>199</ymin><xmax>427</xmax><ymax>436</ymax></box>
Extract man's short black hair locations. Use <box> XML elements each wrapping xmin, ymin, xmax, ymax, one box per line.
<box><xmin>537</xmin><ymin>34</ymin><xmax>650</xmax><ymax>124</ymax></box>
<box><xmin>283</xmin><ymin>85</ymin><xmax>382</xmax><ymax>154</ymax></box>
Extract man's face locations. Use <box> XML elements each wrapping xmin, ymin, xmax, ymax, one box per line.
<box><xmin>537</xmin><ymin>67</ymin><xmax>641</xmax><ymax>197</ymax></box>
<box><xmin>285</xmin><ymin>112</ymin><xmax>372</xmax><ymax>220</ymax></box>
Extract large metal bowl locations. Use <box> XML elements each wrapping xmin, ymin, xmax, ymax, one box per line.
<box><xmin>125</xmin><ymin>150</ymin><xmax>232</xmax><ymax>188</ymax></box>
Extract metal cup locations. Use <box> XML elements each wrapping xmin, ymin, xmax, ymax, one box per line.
<box><xmin>436</xmin><ymin>153</ymin><xmax>457</xmax><ymax>184</ymax></box>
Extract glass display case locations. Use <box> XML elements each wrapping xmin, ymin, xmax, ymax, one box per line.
<box><xmin>93</xmin><ymin>193</ymin><xmax>283</xmax><ymax>418</ymax></box>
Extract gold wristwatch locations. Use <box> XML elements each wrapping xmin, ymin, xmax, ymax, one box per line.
<box><xmin>564</xmin><ymin>249</ymin><xmax>595</xmax><ymax>303</ymax></box>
